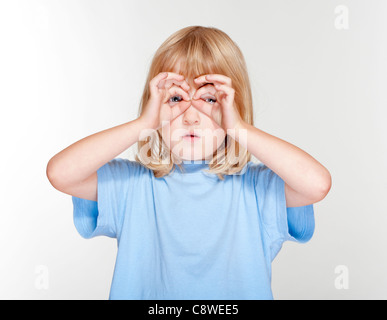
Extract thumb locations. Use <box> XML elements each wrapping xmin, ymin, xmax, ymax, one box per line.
<box><xmin>191</xmin><ymin>99</ymin><xmax>212</xmax><ymax>117</ymax></box>
<box><xmin>170</xmin><ymin>100</ymin><xmax>191</xmax><ymax>120</ymax></box>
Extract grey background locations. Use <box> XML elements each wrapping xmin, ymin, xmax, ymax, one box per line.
<box><xmin>0</xmin><ymin>0</ymin><xmax>386</xmax><ymax>299</ymax></box>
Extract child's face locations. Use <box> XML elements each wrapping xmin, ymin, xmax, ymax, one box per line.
<box><xmin>160</xmin><ymin>69</ymin><xmax>226</xmax><ymax>161</ymax></box>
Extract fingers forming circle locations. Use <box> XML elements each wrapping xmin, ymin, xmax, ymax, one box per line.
<box><xmin>164</xmin><ymin>85</ymin><xmax>191</xmax><ymax>104</ymax></box>
<box><xmin>150</xmin><ymin>72</ymin><xmax>185</xmax><ymax>90</ymax></box>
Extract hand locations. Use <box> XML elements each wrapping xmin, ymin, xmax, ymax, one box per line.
<box><xmin>139</xmin><ymin>72</ymin><xmax>191</xmax><ymax>131</ymax></box>
<box><xmin>192</xmin><ymin>74</ymin><xmax>245</xmax><ymax>136</ymax></box>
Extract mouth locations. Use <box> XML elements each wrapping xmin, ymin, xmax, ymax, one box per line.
<box><xmin>182</xmin><ymin>133</ymin><xmax>201</xmax><ymax>141</ymax></box>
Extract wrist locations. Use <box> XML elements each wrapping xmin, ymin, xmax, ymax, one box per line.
<box><xmin>132</xmin><ymin>118</ymin><xmax>154</xmax><ymax>141</ymax></box>
<box><xmin>227</xmin><ymin>121</ymin><xmax>249</xmax><ymax>144</ymax></box>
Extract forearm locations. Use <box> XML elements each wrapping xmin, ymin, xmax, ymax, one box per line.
<box><xmin>47</xmin><ymin>118</ymin><xmax>145</xmax><ymax>186</ymax></box>
<box><xmin>234</xmin><ymin>122</ymin><xmax>331</xmax><ymax>199</ymax></box>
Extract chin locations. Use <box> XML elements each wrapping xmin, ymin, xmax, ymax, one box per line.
<box><xmin>173</xmin><ymin>148</ymin><xmax>214</xmax><ymax>162</ymax></box>
<box><xmin>181</xmin><ymin>156</ymin><xmax>205</xmax><ymax>161</ymax></box>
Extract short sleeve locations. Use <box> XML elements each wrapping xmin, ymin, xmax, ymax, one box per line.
<box><xmin>248</xmin><ymin>162</ymin><xmax>315</xmax><ymax>259</ymax></box>
<box><xmin>72</xmin><ymin>158</ymin><xmax>142</xmax><ymax>239</ymax></box>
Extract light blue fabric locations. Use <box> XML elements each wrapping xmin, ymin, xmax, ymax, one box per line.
<box><xmin>72</xmin><ymin>158</ymin><xmax>314</xmax><ymax>300</ymax></box>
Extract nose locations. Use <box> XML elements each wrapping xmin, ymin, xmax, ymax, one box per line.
<box><xmin>182</xmin><ymin>104</ymin><xmax>200</xmax><ymax>126</ymax></box>
<box><xmin>187</xmin><ymin>85</ymin><xmax>196</xmax><ymax>100</ymax></box>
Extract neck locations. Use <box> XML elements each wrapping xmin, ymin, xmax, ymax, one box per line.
<box><xmin>175</xmin><ymin>159</ymin><xmax>210</xmax><ymax>173</ymax></box>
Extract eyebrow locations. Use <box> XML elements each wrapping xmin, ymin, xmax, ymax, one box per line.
<box><xmin>198</xmin><ymin>82</ymin><xmax>214</xmax><ymax>89</ymax></box>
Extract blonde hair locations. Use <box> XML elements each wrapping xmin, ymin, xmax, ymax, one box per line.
<box><xmin>135</xmin><ymin>26</ymin><xmax>254</xmax><ymax>180</ymax></box>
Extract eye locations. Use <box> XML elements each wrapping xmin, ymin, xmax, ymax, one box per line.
<box><xmin>169</xmin><ymin>95</ymin><xmax>183</xmax><ymax>104</ymax></box>
<box><xmin>204</xmin><ymin>97</ymin><xmax>217</xmax><ymax>104</ymax></box>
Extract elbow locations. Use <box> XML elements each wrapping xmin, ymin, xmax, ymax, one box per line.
<box><xmin>46</xmin><ymin>158</ymin><xmax>64</xmax><ymax>190</ymax></box>
<box><xmin>316</xmin><ymin>170</ymin><xmax>332</xmax><ymax>202</ymax></box>
<box><xmin>46</xmin><ymin>158</ymin><xmax>58</xmax><ymax>187</ymax></box>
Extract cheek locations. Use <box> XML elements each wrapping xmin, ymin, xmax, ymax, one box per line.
<box><xmin>212</xmin><ymin>130</ymin><xmax>226</xmax><ymax>149</ymax></box>
<box><xmin>201</xmin><ymin>128</ymin><xmax>226</xmax><ymax>151</ymax></box>
<box><xmin>206</xmin><ymin>113</ymin><xmax>225</xmax><ymax>142</ymax></box>
<box><xmin>212</xmin><ymin>107</ymin><xmax>222</xmax><ymax>127</ymax></box>
<box><xmin>160</xmin><ymin>122</ymin><xmax>183</xmax><ymax>148</ymax></box>
<box><xmin>159</xmin><ymin>126</ymin><xmax>171</xmax><ymax>148</ymax></box>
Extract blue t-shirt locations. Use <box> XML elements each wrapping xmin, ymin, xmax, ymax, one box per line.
<box><xmin>72</xmin><ymin>158</ymin><xmax>314</xmax><ymax>300</ymax></box>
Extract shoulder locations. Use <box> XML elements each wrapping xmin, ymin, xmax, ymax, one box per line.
<box><xmin>243</xmin><ymin>161</ymin><xmax>279</xmax><ymax>189</ymax></box>
<box><xmin>99</xmin><ymin>158</ymin><xmax>151</xmax><ymax>179</ymax></box>
<box><xmin>109</xmin><ymin>158</ymin><xmax>147</xmax><ymax>169</ymax></box>
<box><xmin>245</xmin><ymin>161</ymin><xmax>271</xmax><ymax>177</ymax></box>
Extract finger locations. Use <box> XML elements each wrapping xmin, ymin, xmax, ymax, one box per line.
<box><xmin>214</xmin><ymin>84</ymin><xmax>235</xmax><ymax>99</ymax></box>
<box><xmin>158</xmin><ymin>78</ymin><xmax>190</xmax><ymax>94</ymax></box>
<box><xmin>191</xmin><ymin>99</ymin><xmax>212</xmax><ymax>117</ymax></box>
<box><xmin>165</xmin><ymin>72</ymin><xmax>185</xmax><ymax>81</ymax></box>
<box><xmin>180</xmin><ymin>79</ymin><xmax>191</xmax><ymax>92</ymax></box>
<box><xmin>192</xmin><ymin>85</ymin><xmax>217</xmax><ymax>100</ymax></box>
<box><xmin>191</xmin><ymin>99</ymin><xmax>221</xmax><ymax>127</ymax></box>
<box><xmin>156</xmin><ymin>72</ymin><xmax>185</xmax><ymax>89</ymax></box>
<box><xmin>166</xmin><ymin>86</ymin><xmax>191</xmax><ymax>103</ymax></box>
<box><xmin>204</xmin><ymin>74</ymin><xmax>232</xmax><ymax>87</ymax></box>
<box><xmin>191</xmin><ymin>98</ymin><xmax>205</xmax><ymax>111</ymax></box>
<box><xmin>158</xmin><ymin>79</ymin><xmax>183</xmax><ymax>90</ymax></box>
<box><xmin>170</xmin><ymin>100</ymin><xmax>191</xmax><ymax>119</ymax></box>
<box><xmin>193</xmin><ymin>75</ymin><xmax>215</xmax><ymax>88</ymax></box>
<box><xmin>149</xmin><ymin>72</ymin><xmax>169</xmax><ymax>93</ymax></box>
<box><xmin>152</xmin><ymin>72</ymin><xmax>169</xmax><ymax>85</ymax></box>
<box><xmin>163</xmin><ymin>79</ymin><xmax>190</xmax><ymax>92</ymax></box>
<box><xmin>194</xmin><ymin>74</ymin><xmax>232</xmax><ymax>87</ymax></box>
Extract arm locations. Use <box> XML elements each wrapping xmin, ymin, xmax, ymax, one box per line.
<box><xmin>191</xmin><ymin>73</ymin><xmax>331</xmax><ymax>207</ymax></box>
<box><xmin>46</xmin><ymin>118</ymin><xmax>146</xmax><ymax>200</ymax></box>
<box><xmin>46</xmin><ymin>72</ymin><xmax>191</xmax><ymax>201</ymax></box>
<box><xmin>233</xmin><ymin>123</ymin><xmax>332</xmax><ymax>207</ymax></box>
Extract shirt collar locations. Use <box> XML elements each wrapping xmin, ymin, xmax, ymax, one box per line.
<box><xmin>174</xmin><ymin>159</ymin><xmax>210</xmax><ymax>174</ymax></box>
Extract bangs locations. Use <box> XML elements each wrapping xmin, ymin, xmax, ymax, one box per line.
<box><xmin>157</xmin><ymin>34</ymin><xmax>223</xmax><ymax>82</ymax></box>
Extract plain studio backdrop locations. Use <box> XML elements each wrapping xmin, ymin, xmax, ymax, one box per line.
<box><xmin>0</xmin><ymin>0</ymin><xmax>386</xmax><ymax>300</ymax></box>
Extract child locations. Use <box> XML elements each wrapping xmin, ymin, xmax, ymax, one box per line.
<box><xmin>46</xmin><ymin>26</ymin><xmax>331</xmax><ymax>300</ymax></box>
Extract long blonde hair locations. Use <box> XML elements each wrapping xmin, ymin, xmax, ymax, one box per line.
<box><xmin>135</xmin><ymin>26</ymin><xmax>254</xmax><ymax>180</ymax></box>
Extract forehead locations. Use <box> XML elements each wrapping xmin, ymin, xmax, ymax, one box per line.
<box><xmin>171</xmin><ymin>58</ymin><xmax>215</xmax><ymax>88</ymax></box>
